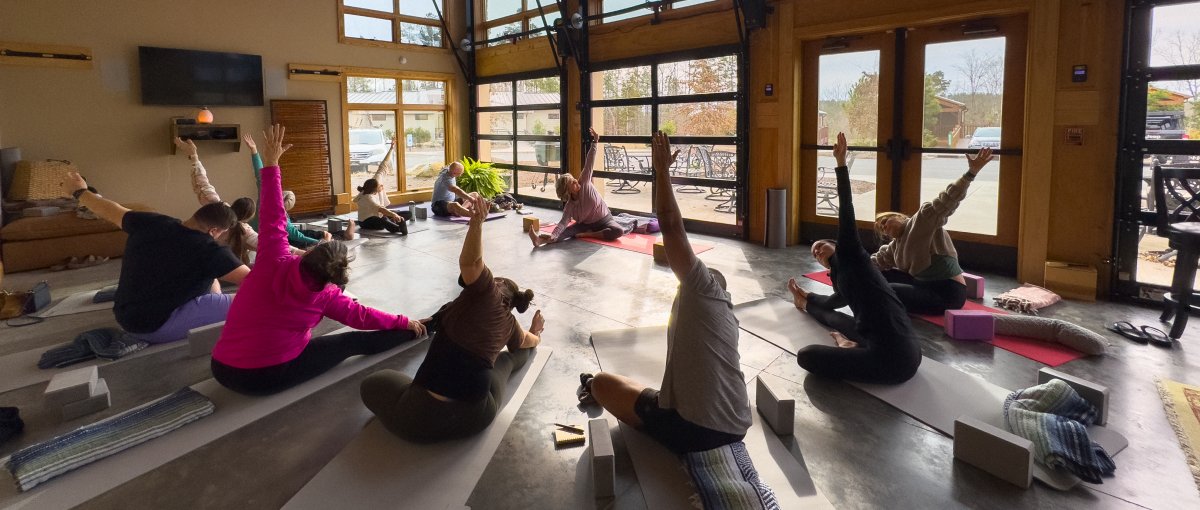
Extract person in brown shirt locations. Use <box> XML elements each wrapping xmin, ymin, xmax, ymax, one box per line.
<box><xmin>360</xmin><ymin>194</ymin><xmax>544</xmax><ymax>443</ymax></box>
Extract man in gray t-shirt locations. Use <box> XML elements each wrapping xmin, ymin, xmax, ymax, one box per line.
<box><xmin>430</xmin><ymin>162</ymin><xmax>473</xmax><ymax>218</ymax></box>
<box><xmin>581</xmin><ymin>131</ymin><xmax>751</xmax><ymax>453</ymax></box>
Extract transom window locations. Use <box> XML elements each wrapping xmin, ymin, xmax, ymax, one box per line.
<box><xmin>344</xmin><ymin>75</ymin><xmax>450</xmax><ymax>194</ymax></box>
<box><xmin>340</xmin><ymin>0</ymin><xmax>444</xmax><ymax>48</ymax></box>
<box><xmin>481</xmin><ymin>0</ymin><xmax>560</xmax><ymax>46</ymax></box>
<box><xmin>601</xmin><ymin>0</ymin><xmax>716</xmax><ymax>24</ymax></box>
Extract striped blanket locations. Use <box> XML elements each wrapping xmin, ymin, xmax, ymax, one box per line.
<box><xmin>683</xmin><ymin>441</ymin><xmax>779</xmax><ymax>510</ymax></box>
<box><xmin>2</xmin><ymin>387</ymin><xmax>214</xmax><ymax>491</ymax></box>
<box><xmin>1004</xmin><ymin>379</ymin><xmax>1116</xmax><ymax>483</ymax></box>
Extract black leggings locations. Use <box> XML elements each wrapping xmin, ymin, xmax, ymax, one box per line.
<box><xmin>359</xmin><ymin>216</ymin><xmax>407</xmax><ymax>234</ymax></box>
<box><xmin>797</xmin><ymin>166</ymin><xmax>922</xmax><ymax>385</ymax></box>
<box><xmin>359</xmin><ymin>347</ymin><xmax>533</xmax><ymax>443</ymax></box>
<box><xmin>211</xmin><ymin>329</ymin><xmax>417</xmax><ymax>396</ymax></box>
<box><xmin>881</xmin><ymin>270</ymin><xmax>967</xmax><ymax>315</ymax></box>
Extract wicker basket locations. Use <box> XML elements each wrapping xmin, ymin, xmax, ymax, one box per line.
<box><xmin>9</xmin><ymin>160</ymin><xmax>77</xmax><ymax>201</ymax></box>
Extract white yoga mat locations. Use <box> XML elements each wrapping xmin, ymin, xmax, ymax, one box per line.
<box><xmin>735</xmin><ymin>298</ymin><xmax>835</xmax><ymax>355</ymax></box>
<box><xmin>591</xmin><ymin>327</ymin><xmax>832</xmax><ymax>508</ymax></box>
<box><xmin>32</xmin><ymin>289</ymin><xmax>114</xmax><ymax>318</ymax></box>
<box><xmin>0</xmin><ymin>328</ymin><xmax>425</xmax><ymax>509</ymax></box>
<box><xmin>284</xmin><ymin>348</ymin><xmax>553</xmax><ymax>510</ymax></box>
<box><xmin>0</xmin><ymin>341</ymin><xmax>183</xmax><ymax>395</ymax></box>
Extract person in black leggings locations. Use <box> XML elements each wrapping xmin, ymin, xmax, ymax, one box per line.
<box><xmin>789</xmin><ymin>132</ymin><xmax>922</xmax><ymax>385</ymax></box>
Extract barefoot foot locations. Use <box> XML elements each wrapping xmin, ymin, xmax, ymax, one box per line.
<box><xmin>527</xmin><ymin>227</ymin><xmax>542</xmax><ymax>248</ymax></box>
<box><xmin>787</xmin><ymin>278</ymin><xmax>809</xmax><ymax>311</ymax></box>
<box><xmin>830</xmin><ymin>331</ymin><xmax>858</xmax><ymax>349</ymax></box>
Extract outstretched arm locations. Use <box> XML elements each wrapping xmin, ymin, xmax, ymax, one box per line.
<box><xmin>651</xmin><ymin>131</ymin><xmax>695</xmax><ymax>281</ymax></box>
<box><xmin>927</xmin><ymin>147</ymin><xmax>993</xmax><ymax>222</ymax></box>
<box><xmin>254</xmin><ymin>125</ymin><xmax>295</xmax><ymax>262</ymax></box>
<box><xmin>61</xmin><ymin>172</ymin><xmax>129</xmax><ymax>227</ymax></box>
<box><xmin>459</xmin><ymin>193</ymin><xmax>491</xmax><ymax>285</ymax></box>
<box><xmin>580</xmin><ymin>127</ymin><xmax>599</xmax><ymax>183</ymax></box>
<box><xmin>177</xmin><ymin>138</ymin><xmax>221</xmax><ymax>205</ymax></box>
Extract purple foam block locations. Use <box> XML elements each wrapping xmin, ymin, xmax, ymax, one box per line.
<box><xmin>944</xmin><ymin>309</ymin><xmax>995</xmax><ymax>341</ymax></box>
<box><xmin>963</xmin><ymin>272</ymin><xmax>985</xmax><ymax>299</ymax></box>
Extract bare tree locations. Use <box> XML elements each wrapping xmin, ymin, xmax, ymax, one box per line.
<box><xmin>1152</xmin><ymin>28</ymin><xmax>1200</xmax><ymax>98</ymax></box>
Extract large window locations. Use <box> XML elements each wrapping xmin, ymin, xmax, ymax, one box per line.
<box><xmin>589</xmin><ymin>50</ymin><xmax>742</xmax><ymax>227</ymax></box>
<box><xmin>340</xmin><ymin>0</ymin><xmax>444</xmax><ymax>48</ymax></box>
<box><xmin>481</xmin><ymin>0</ymin><xmax>560</xmax><ymax>47</ymax></box>
<box><xmin>476</xmin><ymin>74</ymin><xmax>564</xmax><ymax>202</ymax></box>
<box><xmin>600</xmin><ymin>0</ymin><xmax>717</xmax><ymax>24</ymax></box>
<box><xmin>345</xmin><ymin>75</ymin><xmax>450</xmax><ymax>194</ymax></box>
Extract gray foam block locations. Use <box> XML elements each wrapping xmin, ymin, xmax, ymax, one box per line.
<box><xmin>755</xmin><ymin>376</ymin><xmax>795</xmax><ymax>436</ymax></box>
<box><xmin>413</xmin><ymin>206</ymin><xmax>428</xmax><ymax>220</ymax></box>
<box><xmin>188</xmin><ymin>321</ymin><xmax>225</xmax><ymax>358</ymax></box>
<box><xmin>45</xmin><ymin>365</ymin><xmax>98</xmax><ymax>407</ymax></box>
<box><xmin>953</xmin><ymin>416</ymin><xmax>1033</xmax><ymax>489</ymax></box>
<box><xmin>590</xmin><ymin>418</ymin><xmax>615</xmax><ymax>498</ymax></box>
<box><xmin>1037</xmin><ymin>368</ymin><xmax>1109</xmax><ymax>426</ymax></box>
<box><xmin>62</xmin><ymin>378</ymin><xmax>111</xmax><ymax>421</ymax></box>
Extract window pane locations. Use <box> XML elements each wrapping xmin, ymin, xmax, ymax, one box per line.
<box><xmin>593</xmin><ymin>66</ymin><xmax>651</xmax><ymax>99</ymax></box>
<box><xmin>478</xmin><ymin>81</ymin><xmax>513</xmax><ymax>107</ymax></box>
<box><xmin>486</xmin><ymin>0</ymin><xmax>523</xmax><ymax>21</ymax></box>
<box><xmin>486</xmin><ymin>22</ymin><xmax>522</xmax><ymax>46</ymax></box>
<box><xmin>1137</xmin><ymin>225</ymin><xmax>1200</xmax><ymax>290</ymax></box>
<box><xmin>674</xmin><ymin>144</ymin><xmax>736</xmax><ymax>224</ymax></box>
<box><xmin>528</xmin><ymin>10</ymin><xmax>562</xmax><ymax>31</ymax></box>
<box><xmin>594</xmin><ymin>105</ymin><xmax>651</xmax><ymax>136</ymax></box>
<box><xmin>517</xmin><ymin>140</ymin><xmax>562</xmax><ymax>167</ymax></box>
<box><xmin>517</xmin><ymin>77</ymin><xmax>561</xmax><ymax>104</ymax></box>
<box><xmin>818</xmin><ymin>51</ymin><xmax>880</xmax><ymax>146</ymax></box>
<box><xmin>479</xmin><ymin>140</ymin><xmax>514</xmax><ymax>165</ymax></box>
<box><xmin>400</xmin><ymin>0</ymin><xmax>440</xmax><ymax>19</ymax></box>
<box><xmin>345</xmin><ymin>0</ymin><xmax>393</xmax><ymax>13</ymax></box>
<box><xmin>400</xmin><ymin>22</ymin><xmax>441</xmax><ymax>47</ymax></box>
<box><xmin>495</xmin><ymin>167</ymin><xmax>515</xmax><ymax>194</ymax></box>
<box><xmin>1141</xmin><ymin>153</ymin><xmax>1200</xmax><ymax>213</ymax></box>
<box><xmin>670</xmin><ymin>0</ymin><xmax>712</xmax><ymax>8</ymax></box>
<box><xmin>478</xmin><ymin>111</ymin><xmax>514</xmax><ymax>135</ymax></box>
<box><xmin>403</xmin><ymin>111</ymin><xmax>445</xmax><ymax>191</ymax></box>
<box><xmin>516</xmin><ymin>110</ymin><xmax>560</xmax><ymax>136</ymax></box>
<box><xmin>605</xmin><ymin>0</ymin><xmax>653</xmax><ymax>22</ymax></box>
<box><xmin>814</xmin><ymin>150</ymin><xmax>877</xmax><ymax>221</ymax></box>
<box><xmin>344</xmin><ymin>14</ymin><xmax>394</xmax><ymax>42</ymax></box>
<box><xmin>657</xmin><ymin>55</ymin><xmax>737</xmax><ymax>96</ymax></box>
<box><xmin>348</xmin><ymin>110</ymin><xmax>398</xmax><ymax>193</ymax></box>
<box><xmin>659</xmin><ymin>102</ymin><xmax>736</xmax><ymax>136</ymax></box>
<box><xmin>1150</xmin><ymin>2</ymin><xmax>1200</xmax><ymax>67</ymax></box>
<box><xmin>346</xmin><ymin>77</ymin><xmax>397</xmax><ymax>104</ymax></box>
<box><xmin>600</xmin><ymin>142</ymin><xmax>651</xmax><ymax>174</ymax></box>
<box><xmin>919</xmin><ymin>155</ymin><xmax>1000</xmax><ymax>235</ymax></box>
<box><xmin>923</xmin><ymin>37</ymin><xmax>1006</xmax><ymax>149</ymax></box>
<box><xmin>1147</xmin><ymin>82</ymin><xmax>1199</xmax><ymax>141</ymax></box>
<box><xmin>403</xmin><ymin>80</ymin><xmax>446</xmax><ymax>105</ymax></box>
<box><xmin>516</xmin><ymin>170</ymin><xmax>562</xmax><ymax>202</ymax></box>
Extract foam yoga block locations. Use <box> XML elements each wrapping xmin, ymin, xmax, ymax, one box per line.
<box><xmin>590</xmin><ymin>418</ymin><xmax>615</xmax><ymax>498</ymax></box>
<box><xmin>963</xmin><ymin>273</ymin><xmax>985</xmax><ymax>299</ymax></box>
<box><xmin>61</xmin><ymin>379</ymin><xmax>111</xmax><ymax>421</ymax></box>
<box><xmin>522</xmin><ymin>216</ymin><xmax>539</xmax><ymax>233</ymax></box>
<box><xmin>44</xmin><ymin>366</ymin><xmax>98</xmax><ymax>407</ymax></box>
<box><xmin>944</xmin><ymin>310</ymin><xmax>995</xmax><ymax>341</ymax></box>
<box><xmin>326</xmin><ymin>218</ymin><xmax>347</xmax><ymax>233</ymax></box>
<box><xmin>953</xmin><ymin>416</ymin><xmax>1033</xmax><ymax>488</ymax></box>
<box><xmin>413</xmin><ymin>206</ymin><xmax>428</xmax><ymax>220</ymax></box>
<box><xmin>755</xmin><ymin>376</ymin><xmax>795</xmax><ymax>436</ymax></box>
<box><xmin>188</xmin><ymin>321</ymin><xmax>225</xmax><ymax>358</ymax></box>
<box><xmin>652</xmin><ymin>241</ymin><xmax>667</xmax><ymax>265</ymax></box>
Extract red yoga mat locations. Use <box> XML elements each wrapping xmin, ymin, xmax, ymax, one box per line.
<box><xmin>540</xmin><ymin>223</ymin><xmax>713</xmax><ymax>256</ymax></box>
<box><xmin>801</xmin><ymin>270</ymin><xmax>1084</xmax><ymax>367</ymax></box>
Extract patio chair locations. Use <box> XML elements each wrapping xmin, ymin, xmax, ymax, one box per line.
<box><xmin>816</xmin><ymin>166</ymin><xmax>838</xmax><ymax>215</ymax></box>
<box><xmin>1152</xmin><ymin>163</ymin><xmax>1200</xmax><ymax>339</ymax></box>
<box><xmin>603</xmin><ymin>145</ymin><xmax>647</xmax><ymax>194</ymax></box>
<box><xmin>669</xmin><ymin>145</ymin><xmax>704</xmax><ymax>194</ymax></box>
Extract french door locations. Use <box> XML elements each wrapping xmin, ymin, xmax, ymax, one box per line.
<box><xmin>799</xmin><ymin>16</ymin><xmax>1027</xmax><ymax>273</ymax></box>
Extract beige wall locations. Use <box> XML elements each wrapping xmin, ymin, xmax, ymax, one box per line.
<box><xmin>0</xmin><ymin>0</ymin><xmax>467</xmax><ymax>219</ymax></box>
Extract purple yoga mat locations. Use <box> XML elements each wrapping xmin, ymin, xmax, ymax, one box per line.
<box><xmin>436</xmin><ymin>212</ymin><xmax>507</xmax><ymax>223</ymax></box>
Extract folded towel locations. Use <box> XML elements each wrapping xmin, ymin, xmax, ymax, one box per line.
<box><xmin>38</xmin><ymin>336</ymin><xmax>94</xmax><ymax>369</ymax></box>
<box><xmin>81</xmin><ymin>328</ymin><xmax>147</xmax><ymax>360</ymax></box>
<box><xmin>1004</xmin><ymin>379</ymin><xmax>1115</xmax><ymax>483</ymax></box>
<box><xmin>683</xmin><ymin>441</ymin><xmax>779</xmax><ymax>510</ymax></box>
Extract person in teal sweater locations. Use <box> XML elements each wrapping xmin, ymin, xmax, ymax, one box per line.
<box><xmin>243</xmin><ymin>134</ymin><xmax>354</xmax><ymax>248</ymax></box>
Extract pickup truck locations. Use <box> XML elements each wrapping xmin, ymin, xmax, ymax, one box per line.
<box><xmin>1146</xmin><ymin>110</ymin><xmax>1189</xmax><ymax>140</ymax></box>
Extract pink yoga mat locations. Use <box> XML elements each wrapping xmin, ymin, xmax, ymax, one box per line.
<box><xmin>801</xmin><ymin>270</ymin><xmax>1084</xmax><ymax>367</ymax></box>
<box><xmin>540</xmin><ymin>223</ymin><xmax>713</xmax><ymax>256</ymax></box>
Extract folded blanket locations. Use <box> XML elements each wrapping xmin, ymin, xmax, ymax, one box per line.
<box><xmin>38</xmin><ymin>328</ymin><xmax>147</xmax><ymax>369</ymax></box>
<box><xmin>683</xmin><ymin>441</ymin><xmax>779</xmax><ymax>510</ymax></box>
<box><xmin>1003</xmin><ymin>379</ymin><xmax>1115</xmax><ymax>483</ymax></box>
<box><xmin>2</xmin><ymin>387</ymin><xmax>214</xmax><ymax>491</ymax></box>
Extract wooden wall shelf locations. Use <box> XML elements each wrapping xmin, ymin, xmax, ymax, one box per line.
<box><xmin>170</xmin><ymin>120</ymin><xmax>241</xmax><ymax>154</ymax></box>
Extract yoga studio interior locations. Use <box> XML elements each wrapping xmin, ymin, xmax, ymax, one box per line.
<box><xmin>3</xmin><ymin>0</ymin><xmax>1200</xmax><ymax>508</ymax></box>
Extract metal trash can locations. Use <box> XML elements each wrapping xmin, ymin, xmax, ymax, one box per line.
<box><xmin>766</xmin><ymin>188</ymin><xmax>787</xmax><ymax>249</ymax></box>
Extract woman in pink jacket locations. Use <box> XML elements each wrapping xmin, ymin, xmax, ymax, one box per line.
<box><xmin>211</xmin><ymin>125</ymin><xmax>425</xmax><ymax>395</ymax></box>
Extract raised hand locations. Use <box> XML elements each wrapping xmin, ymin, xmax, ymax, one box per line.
<box><xmin>589</xmin><ymin>127</ymin><xmax>599</xmax><ymax>144</ymax></box>
<box><xmin>260</xmin><ymin>124</ymin><xmax>293</xmax><ymax>168</ymax></box>
<box><xmin>468</xmin><ymin>194</ymin><xmax>490</xmax><ymax>225</ymax></box>
<box><xmin>651</xmin><ymin>131</ymin><xmax>680</xmax><ymax>173</ymax></box>
<box><xmin>174</xmin><ymin>137</ymin><xmax>198</xmax><ymax>158</ymax></box>
<box><xmin>833</xmin><ymin>132</ymin><xmax>848</xmax><ymax>168</ymax></box>
<box><xmin>967</xmin><ymin>147</ymin><xmax>993</xmax><ymax>175</ymax></box>
<box><xmin>241</xmin><ymin>133</ymin><xmax>258</xmax><ymax>154</ymax></box>
<box><xmin>61</xmin><ymin>171</ymin><xmax>88</xmax><ymax>197</ymax></box>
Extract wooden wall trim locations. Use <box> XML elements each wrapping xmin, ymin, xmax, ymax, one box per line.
<box><xmin>1016</xmin><ymin>0</ymin><xmax>1060</xmax><ymax>285</ymax></box>
<box><xmin>790</xmin><ymin>0</ymin><xmax>1031</xmax><ymax>39</ymax></box>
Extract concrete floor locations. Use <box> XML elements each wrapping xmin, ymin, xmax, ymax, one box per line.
<box><xmin>0</xmin><ymin>205</ymin><xmax>1197</xmax><ymax>509</ymax></box>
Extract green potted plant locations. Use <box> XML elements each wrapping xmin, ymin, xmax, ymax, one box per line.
<box><xmin>456</xmin><ymin>156</ymin><xmax>507</xmax><ymax>198</ymax></box>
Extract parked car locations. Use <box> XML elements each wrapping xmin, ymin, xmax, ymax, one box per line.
<box><xmin>1146</xmin><ymin>110</ymin><xmax>1189</xmax><ymax>141</ymax></box>
<box><xmin>349</xmin><ymin>128</ymin><xmax>390</xmax><ymax>173</ymax></box>
<box><xmin>967</xmin><ymin>127</ymin><xmax>1001</xmax><ymax>149</ymax></box>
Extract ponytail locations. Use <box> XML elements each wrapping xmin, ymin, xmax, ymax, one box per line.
<box><xmin>225</xmin><ymin>224</ymin><xmax>251</xmax><ymax>264</ymax></box>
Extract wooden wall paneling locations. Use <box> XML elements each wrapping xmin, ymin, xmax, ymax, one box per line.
<box><xmin>567</xmin><ymin>59</ymin><xmax>583</xmax><ymax>177</ymax></box>
<box><xmin>747</xmin><ymin>1</ymin><xmax>793</xmax><ymax>244</ymax></box>
<box><xmin>271</xmin><ymin>100</ymin><xmax>335</xmax><ymax>215</ymax></box>
<box><xmin>476</xmin><ymin>38</ymin><xmax>557</xmax><ymax>77</ymax></box>
<box><xmin>790</xmin><ymin>0</ymin><xmax>1030</xmax><ymax>39</ymax></box>
<box><xmin>1016</xmin><ymin>0</ymin><xmax>1060</xmax><ymax>285</ymax></box>
<box><xmin>589</xmin><ymin>11</ymin><xmax>740</xmax><ymax>64</ymax></box>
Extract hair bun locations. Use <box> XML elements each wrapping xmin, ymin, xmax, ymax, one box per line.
<box><xmin>513</xmin><ymin>288</ymin><xmax>535</xmax><ymax>313</ymax></box>
<box><xmin>356</xmin><ymin>185</ymin><xmax>365</xmax><ymax>192</ymax></box>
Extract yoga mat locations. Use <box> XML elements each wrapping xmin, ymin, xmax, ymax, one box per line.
<box><xmin>434</xmin><ymin>212</ymin><xmax>507</xmax><ymax>224</ymax></box>
<box><xmin>0</xmin><ymin>341</ymin><xmax>184</xmax><ymax>395</ymax></box>
<box><xmin>283</xmin><ymin>348</ymin><xmax>553</xmax><ymax>510</ymax></box>
<box><xmin>540</xmin><ymin>224</ymin><xmax>713</xmax><ymax>257</ymax></box>
<box><xmin>591</xmin><ymin>327</ymin><xmax>832</xmax><ymax>508</ymax></box>
<box><xmin>801</xmin><ymin>270</ymin><xmax>1085</xmax><ymax>366</ymax></box>
<box><xmin>1157</xmin><ymin>378</ymin><xmax>1200</xmax><ymax>492</ymax></box>
<box><xmin>734</xmin><ymin>298</ymin><xmax>836</xmax><ymax>355</ymax></box>
<box><xmin>0</xmin><ymin>327</ymin><xmax>425</xmax><ymax>509</ymax></box>
<box><xmin>848</xmin><ymin>357</ymin><xmax>1129</xmax><ymax>490</ymax></box>
<box><xmin>357</xmin><ymin>223</ymin><xmax>429</xmax><ymax>238</ymax></box>
<box><xmin>32</xmin><ymin>289</ymin><xmax>115</xmax><ymax>318</ymax></box>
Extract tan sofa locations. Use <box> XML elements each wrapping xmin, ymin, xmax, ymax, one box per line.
<box><xmin>1</xmin><ymin>203</ymin><xmax>151</xmax><ymax>273</ymax></box>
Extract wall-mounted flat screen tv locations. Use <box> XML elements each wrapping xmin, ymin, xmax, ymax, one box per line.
<box><xmin>139</xmin><ymin>46</ymin><xmax>264</xmax><ymax>106</ymax></box>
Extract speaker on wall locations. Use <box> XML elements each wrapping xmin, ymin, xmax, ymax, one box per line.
<box><xmin>740</xmin><ymin>0</ymin><xmax>769</xmax><ymax>31</ymax></box>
